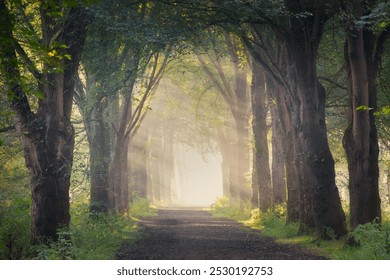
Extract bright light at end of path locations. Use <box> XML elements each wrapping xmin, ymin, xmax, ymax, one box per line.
<box><xmin>173</xmin><ymin>144</ymin><xmax>222</xmax><ymax>207</ymax></box>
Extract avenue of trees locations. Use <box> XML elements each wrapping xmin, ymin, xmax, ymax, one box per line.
<box><xmin>1</xmin><ymin>0</ymin><xmax>390</xmax><ymax>250</ymax></box>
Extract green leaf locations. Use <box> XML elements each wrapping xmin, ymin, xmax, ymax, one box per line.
<box><xmin>379</xmin><ymin>21</ymin><xmax>389</xmax><ymax>29</ymax></box>
<box><xmin>64</xmin><ymin>54</ymin><xmax>72</xmax><ymax>60</ymax></box>
<box><xmin>34</xmin><ymin>91</ymin><xmax>44</xmax><ymax>100</ymax></box>
<box><xmin>356</xmin><ymin>105</ymin><xmax>370</xmax><ymax>111</ymax></box>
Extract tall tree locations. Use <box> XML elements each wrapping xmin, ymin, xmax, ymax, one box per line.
<box><xmin>197</xmin><ymin>31</ymin><xmax>251</xmax><ymax>200</ymax></box>
<box><xmin>250</xmin><ymin>60</ymin><xmax>272</xmax><ymax>211</ymax></box>
<box><xmin>74</xmin><ymin>0</ymin><xmax>170</xmax><ymax>213</ymax></box>
<box><xmin>342</xmin><ymin>0</ymin><xmax>389</xmax><ymax>228</ymax></box>
<box><xmin>236</xmin><ymin>1</ymin><xmax>347</xmax><ymax>237</ymax></box>
<box><xmin>0</xmin><ymin>0</ymin><xmax>86</xmax><ymax>242</ymax></box>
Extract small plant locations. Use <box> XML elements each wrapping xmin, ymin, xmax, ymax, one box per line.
<box><xmin>129</xmin><ymin>196</ymin><xmax>157</xmax><ymax>218</ymax></box>
<box><xmin>31</xmin><ymin>231</ymin><xmax>74</xmax><ymax>260</ymax></box>
<box><xmin>210</xmin><ymin>197</ymin><xmax>252</xmax><ymax>221</ymax></box>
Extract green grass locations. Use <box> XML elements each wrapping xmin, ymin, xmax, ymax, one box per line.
<box><xmin>32</xmin><ymin>197</ymin><xmax>157</xmax><ymax>260</ymax></box>
<box><xmin>210</xmin><ymin>196</ymin><xmax>252</xmax><ymax>221</ymax></box>
<box><xmin>0</xmin><ymin>188</ymin><xmax>156</xmax><ymax>259</ymax></box>
<box><xmin>210</xmin><ymin>198</ymin><xmax>390</xmax><ymax>260</ymax></box>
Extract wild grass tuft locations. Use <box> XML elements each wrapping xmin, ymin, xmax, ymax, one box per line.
<box><xmin>210</xmin><ymin>196</ymin><xmax>252</xmax><ymax>221</ymax></box>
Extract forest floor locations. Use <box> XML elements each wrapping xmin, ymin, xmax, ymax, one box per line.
<box><xmin>116</xmin><ymin>208</ymin><xmax>327</xmax><ymax>260</ymax></box>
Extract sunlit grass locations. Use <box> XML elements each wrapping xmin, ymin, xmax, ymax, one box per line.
<box><xmin>210</xmin><ymin>196</ymin><xmax>252</xmax><ymax>221</ymax></box>
<box><xmin>210</xmin><ymin>198</ymin><xmax>390</xmax><ymax>260</ymax></box>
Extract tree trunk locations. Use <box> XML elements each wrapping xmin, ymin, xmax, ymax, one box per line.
<box><xmin>150</xmin><ymin>128</ymin><xmax>162</xmax><ymax>203</ymax></box>
<box><xmin>343</xmin><ymin>3</ymin><xmax>382</xmax><ymax>228</ymax></box>
<box><xmin>268</xmin><ymin>77</ymin><xmax>286</xmax><ymax>205</ymax></box>
<box><xmin>108</xmin><ymin>134</ymin><xmax>130</xmax><ymax>213</ymax></box>
<box><xmin>130</xmin><ymin>128</ymin><xmax>149</xmax><ymax>199</ymax></box>
<box><xmin>232</xmin><ymin>112</ymin><xmax>251</xmax><ymax>199</ymax></box>
<box><xmin>162</xmin><ymin>131</ymin><xmax>174</xmax><ymax>204</ymax></box>
<box><xmin>289</xmin><ymin>46</ymin><xmax>346</xmax><ymax>237</ymax></box>
<box><xmin>0</xmin><ymin>3</ymin><xmax>86</xmax><ymax>243</ymax></box>
<box><xmin>274</xmin><ymin>81</ymin><xmax>305</xmax><ymax>224</ymax></box>
<box><xmin>216</xmin><ymin>128</ymin><xmax>231</xmax><ymax>197</ymax></box>
<box><xmin>251</xmin><ymin>62</ymin><xmax>272</xmax><ymax>211</ymax></box>
<box><xmin>88</xmin><ymin>100</ymin><xmax>111</xmax><ymax>213</ymax></box>
<box><xmin>285</xmin><ymin>137</ymin><xmax>300</xmax><ymax>223</ymax></box>
<box><xmin>107</xmin><ymin>95</ymin><xmax>132</xmax><ymax>214</ymax></box>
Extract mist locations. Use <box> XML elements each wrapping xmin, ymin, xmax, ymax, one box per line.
<box><xmin>129</xmin><ymin>77</ymin><xmax>226</xmax><ymax>208</ymax></box>
<box><xmin>172</xmin><ymin>144</ymin><xmax>222</xmax><ymax>207</ymax></box>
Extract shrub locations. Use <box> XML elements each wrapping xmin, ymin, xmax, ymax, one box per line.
<box><xmin>347</xmin><ymin>219</ymin><xmax>390</xmax><ymax>259</ymax></box>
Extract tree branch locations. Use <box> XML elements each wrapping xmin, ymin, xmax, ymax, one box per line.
<box><xmin>13</xmin><ymin>39</ymin><xmax>42</xmax><ymax>81</ymax></box>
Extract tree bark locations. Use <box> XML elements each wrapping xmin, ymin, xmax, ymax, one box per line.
<box><xmin>287</xmin><ymin>45</ymin><xmax>346</xmax><ymax>237</ymax></box>
<box><xmin>251</xmin><ymin>61</ymin><xmax>272</xmax><ymax>211</ymax></box>
<box><xmin>268</xmin><ymin>77</ymin><xmax>286</xmax><ymax>205</ymax></box>
<box><xmin>272</xmin><ymin>79</ymin><xmax>300</xmax><ymax>223</ymax></box>
<box><xmin>216</xmin><ymin>127</ymin><xmax>231</xmax><ymax>197</ymax></box>
<box><xmin>342</xmin><ymin>0</ymin><xmax>384</xmax><ymax>228</ymax></box>
<box><xmin>0</xmin><ymin>2</ymin><xmax>86</xmax><ymax>242</ymax></box>
<box><xmin>129</xmin><ymin>128</ymin><xmax>149</xmax><ymax>199</ymax></box>
<box><xmin>87</xmin><ymin>99</ymin><xmax>111</xmax><ymax>212</ymax></box>
<box><xmin>278</xmin><ymin>5</ymin><xmax>347</xmax><ymax>237</ymax></box>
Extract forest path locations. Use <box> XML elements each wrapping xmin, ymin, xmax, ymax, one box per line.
<box><xmin>116</xmin><ymin>208</ymin><xmax>327</xmax><ymax>260</ymax></box>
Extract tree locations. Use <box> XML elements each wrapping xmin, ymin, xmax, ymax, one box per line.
<box><xmin>342</xmin><ymin>0</ymin><xmax>389</xmax><ymax>229</ymax></box>
<box><xmin>0</xmin><ymin>0</ymin><xmax>87</xmax><ymax>242</ymax></box>
<box><xmin>196</xmin><ymin>30</ymin><xmax>251</xmax><ymax>200</ymax></box>
<box><xmin>235</xmin><ymin>1</ymin><xmax>347</xmax><ymax>237</ymax></box>
<box><xmin>73</xmin><ymin>0</ymin><xmax>172</xmax><ymax>213</ymax></box>
<box><xmin>250</xmin><ymin>60</ymin><xmax>272</xmax><ymax>211</ymax></box>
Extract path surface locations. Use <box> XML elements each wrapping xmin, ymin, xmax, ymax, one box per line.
<box><xmin>116</xmin><ymin>208</ymin><xmax>327</xmax><ymax>260</ymax></box>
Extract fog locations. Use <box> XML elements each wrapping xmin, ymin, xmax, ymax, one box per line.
<box><xmin>130</xmin><ymin>78</ymin><xmax>226</xmax><ymax>208</ymax></box>
<box><xmin>172</xmin><ymin>144</ymin><xmax>222</xmax><ymax>207</ymax></box>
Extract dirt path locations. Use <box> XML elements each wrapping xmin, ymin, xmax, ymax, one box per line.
<box><xmin>116</xmin><ymin>208</ymin><xmax>327</xmax><ymax>260</ymax></box>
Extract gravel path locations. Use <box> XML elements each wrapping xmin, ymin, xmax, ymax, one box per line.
<box><xmin>116</xmin><ymin>208</ymin><xmax>327</xmax><ymax>260</ymax></box>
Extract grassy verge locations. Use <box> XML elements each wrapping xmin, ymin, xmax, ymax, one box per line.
<box><xmin>0</xmin><ymin>192</ymin><xmax>156</xmax><ymax>260</ymax></box>
<box><xmin>210</xmin><ymin>197</ymin><xmax>390</xmax><ymax>260</ymax></box>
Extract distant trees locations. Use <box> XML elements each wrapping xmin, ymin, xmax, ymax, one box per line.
<box><xmin>74</xmin><ymin>0</ymin><xmax>169</xmax><ymax>213</ymax></box>
<box><xmin>196</xmin><ymin>31</ymin><xmax>251</xmax><ymax>200</ymax></box>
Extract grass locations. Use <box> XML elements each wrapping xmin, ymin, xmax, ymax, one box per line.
<box><xmin>210</xmin><ymin>196</ymin><xmax>252</xmax><ymax>221</ymax></box>
<box><xmin>32</xmin><ymin>197</ymin><xmax>157</xmax><ymax>260</ymax></box>
<box><xmin>0</xmin><ymin>191</ymin><xmax>156</xmax><ymax>260</ymax></box>
<box><xmin>210</xmin><ymin>197</ymin><xmax>390</xmax><ymax>260</ymax></box>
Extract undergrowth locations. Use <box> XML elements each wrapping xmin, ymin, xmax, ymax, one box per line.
<box><xmin>210</xmin><ymin>196</ymin><xmax>252</xmax><ymax>221</ymax></box>
<box><xmin>0</xmin><ymin>191</ymin><xmax>155</xmax><ymax>260</ymax></box>
<box><xmin>211</xmin><ymin>197</ymin><xmax>390</xmax><ymax>260</ymax></box>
